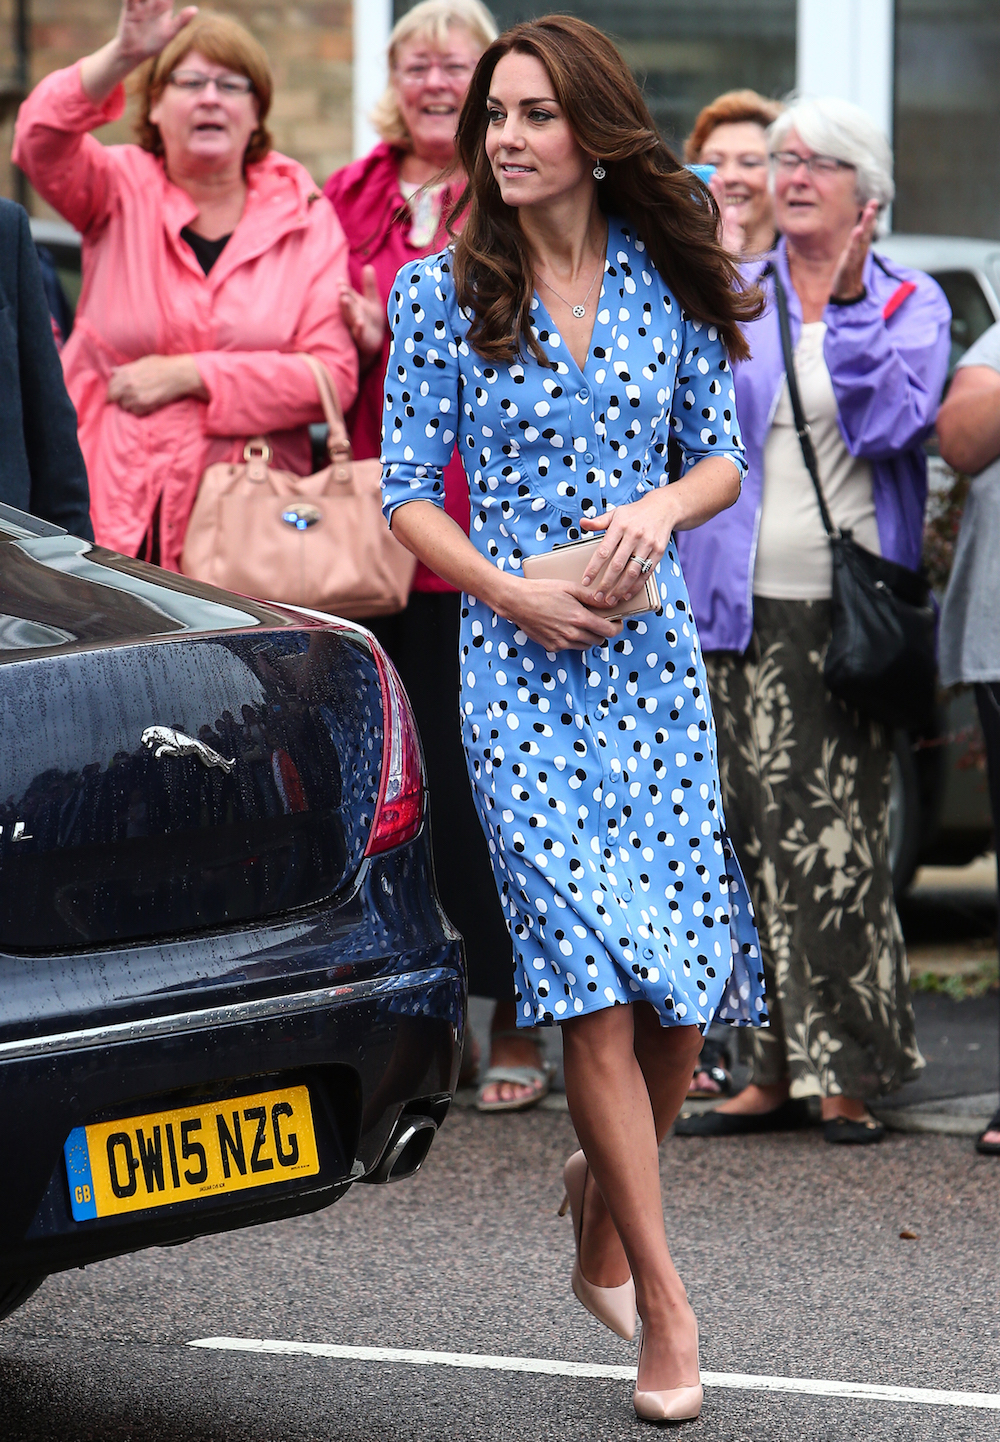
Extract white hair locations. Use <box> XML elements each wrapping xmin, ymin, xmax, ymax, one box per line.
<box><xmin>769</xmin><ymin>96</ymin><xmax>895</xmax><ymax>211</ymax></box>
<box><xmin>370</xmin><ymin>0</ymin><xmax>498</xmax><ymax>148</ymax></box>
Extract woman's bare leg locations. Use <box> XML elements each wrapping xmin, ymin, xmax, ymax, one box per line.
<box><xmin>479</xmin><ymin>998</ymin><xmax>548</xmax><ymax>1106</ymax></box>
<box><xmin>561</xmin><ymin>1005</ymin><xmax>704</xmax><ymax>1389</ymax></box>
<box><xmin>570</xmin><ymin>1003</ymin><xmax>704</xmax><ymax>1287</ymax></box>
<box><xmin>632</xmin><ymin>1003</ymin><xmax>719</xmax><ymax>1139</ymax></box>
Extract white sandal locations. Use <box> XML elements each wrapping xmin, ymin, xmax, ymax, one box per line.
<box><xmin>476</xmin><ymin>1032</ymin><xmax>556</xmax><ymax>1112</ymax></box>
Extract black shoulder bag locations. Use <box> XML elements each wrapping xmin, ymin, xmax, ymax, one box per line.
<box><xmin>769</xmin><ymin>265</ymin><xmax>936</xmax><ymax>731</ymax></box>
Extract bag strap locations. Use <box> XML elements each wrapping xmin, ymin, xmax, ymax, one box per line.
<box><xmin>766</xmin><ymin>262</ymin><xmax>837</xmax><ymax>540</ymax></box>
<box><xmin>297</xmin><ymin>353</ymin><xmax>353</xmax><ymax>462</ymax></box>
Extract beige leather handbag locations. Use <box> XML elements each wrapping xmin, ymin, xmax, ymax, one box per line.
<box><xmin>180</xmin><ymin>353</ymin><xmax>416</xmax><ymax>618</ymax></box>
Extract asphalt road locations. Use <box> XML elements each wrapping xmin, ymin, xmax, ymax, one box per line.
<box><xmin>2</xmin><ymin>1107</ymin><xmax>998</xmax><ymax>1442</ymax></box>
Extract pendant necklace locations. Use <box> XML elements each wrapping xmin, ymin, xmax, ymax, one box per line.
<box><xmin>536</xmin><ymin>254</ymin><xmax>605</xmax><ymax>319</ymax></box>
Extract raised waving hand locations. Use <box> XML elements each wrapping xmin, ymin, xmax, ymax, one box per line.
<box><xmin>82</xmin><ymin>0</ymin><xmax>199</xmax><ymax>101</ymax></box>
<box><xmin>116</xmin><ymin>0</ymin><xmax>199</xmax><ymax>63</ymax></box>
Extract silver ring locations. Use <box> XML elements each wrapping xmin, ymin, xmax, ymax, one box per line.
<box><xmin>630</xmin><ymin>555</ymin><xmax>653</xmax><ymax>575</ymax></box>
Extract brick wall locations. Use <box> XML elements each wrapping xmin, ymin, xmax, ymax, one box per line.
<box><xmin>0</xmin><ymin>1</ymin><xmax>354</xmax><ymax>217</ymax></box>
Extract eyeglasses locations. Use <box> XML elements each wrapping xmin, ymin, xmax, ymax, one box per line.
<box><xmin>397</xmin><ymin>60</ymin><xmax>474</xmax><ymax>84</ymax></box>
<box><xmin>168</xmin><ymin>70</ymin><xmax>254</xmax><ymax>96</ymax></box>
<box><xmin>770</xmin><ymin>150</ymin><xmax>855</xmax><ymax>177</ymax></box>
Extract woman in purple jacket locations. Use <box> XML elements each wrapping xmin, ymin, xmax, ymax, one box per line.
<box><xmin>676</xmin><ymin>98</ymin><xmax>951</xmax><ymax>1145</ymax></box>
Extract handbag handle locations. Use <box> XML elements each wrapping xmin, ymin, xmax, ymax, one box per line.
<box><xmin>297</xmin><ymin>352</ymin><xmax>354</xmax><ymax>467</ymax></box>
<box><xmin>767</xmin><ymin>263</ymin><xmax>838</xmax><ymax>541</ymax></box>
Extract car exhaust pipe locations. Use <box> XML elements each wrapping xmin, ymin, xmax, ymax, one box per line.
<box><xmin>368</xmin><ymin>1114</ymin><xmax>438</xmax><ymax>1184</ymax></box>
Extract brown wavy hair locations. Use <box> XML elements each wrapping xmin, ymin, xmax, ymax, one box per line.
<box><xmin>684</xmin><ymin>88</ymin><xmax>784</xmax><ymax>164</ymax></box>
<box><xmin>136</xmin><ymin>12</ymin><xmax>273</xmax><ymax>168</ymax></box>
<box><xmin>450</xmin><ymin>15</ymin><xmax>763</xmax><ymax>366</ymax></box>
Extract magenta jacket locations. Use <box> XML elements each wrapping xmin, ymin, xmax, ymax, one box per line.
<box><xmin>676</xmin><ymin>239</ymin><xmax>952</xmax><ymax>653</ymax></box>
<box><xmin>324</xmin><ymin>142</ymin><xmax>467</xmax><ymax>593</ymax></box>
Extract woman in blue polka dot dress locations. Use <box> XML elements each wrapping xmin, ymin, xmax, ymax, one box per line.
<box><xmin>381</xmin><ymin>16</ymin><xmax>767</xmax><ymax>1424</ymax></box>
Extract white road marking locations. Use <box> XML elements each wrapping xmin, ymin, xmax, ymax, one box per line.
<box><xmin>188</xmin><ymin>1338</ymin><xmax>1000</xmax><ymax>1410</ymax></box>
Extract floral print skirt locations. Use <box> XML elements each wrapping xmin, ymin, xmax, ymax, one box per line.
<box><xmin>705</xmin><ymin>596</ymin><xmax>924</xmax><ymax>1100</ymax></box>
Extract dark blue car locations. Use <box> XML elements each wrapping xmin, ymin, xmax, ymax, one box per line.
<box><xmin>0</xmin><ymin>504</ymin><xmax>465</xmax><ymax>1321</ymax></box>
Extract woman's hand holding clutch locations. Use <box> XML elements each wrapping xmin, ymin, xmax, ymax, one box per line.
<box><xmin>579</xmin><ymin>489</ymin><xmax>678</xmax><ymax>607</ymax></box>
<box><xmin>494</xmin><ymin>576</ymin><xmax>623</xmax><ymax>653</ymax></box>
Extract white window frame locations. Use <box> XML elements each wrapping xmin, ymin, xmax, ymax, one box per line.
<box><xmin>796</xmin><ymin>0</ymin><xmax>894</xmax><ymax>141</ymax></box>
<box><xmin>354</xmin><ymin>0</ymin><xmax>394</xmax><ymax>158</ymax></box>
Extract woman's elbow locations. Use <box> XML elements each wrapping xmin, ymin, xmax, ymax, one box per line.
<box><xmin>384</xmin><ymin>501</ymin><xmax>421</xmax><ymax>554</ymax></box>
<box><xmin>935</xmin><ymin>406</ymin><xmax>988</xmax><ymax>474</ymax></box>
<box><xmin>937</xmin><ymin>435</ymin><xmax>991</xmax><ymax>476</ymax></box>
<box><xmin>935</xmin><ymin>426</ymin><xmax>972</xmax><ymax>474</ymax></box>
<box><xmin>721</xmin><ymin>460</ymin><xmax>743</xmax><ymax>509</ymax></box>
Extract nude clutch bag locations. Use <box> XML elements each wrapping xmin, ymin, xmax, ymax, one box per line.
<box><xmin>521</xmin><ymin>536</ymin><xmax>661</xmax><ymax>621</ymax></box>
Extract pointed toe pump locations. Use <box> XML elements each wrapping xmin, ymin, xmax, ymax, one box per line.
<box><xmin>633</xmin><ymin>1379</ymin><xmax>704</xmax><ymax>1425</ymax></box>
<box><xmin>632</xmin><ymin>1329</ymin><xmax>703</xmax><ymax>1424</ymax></box>
<box><xmin>558</xmin><ymin>1150</ymin><xmax>637</xmax><ymax>1342</ymax></box>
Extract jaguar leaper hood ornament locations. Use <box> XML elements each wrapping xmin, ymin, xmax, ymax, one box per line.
<box><xmin>141</xmin><ymin>726</ymin><xmax>236</xmax><ymax>774</ymax></box>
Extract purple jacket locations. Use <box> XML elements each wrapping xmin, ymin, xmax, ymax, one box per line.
<box><xmin>676</xmin><ymin>239</ymin><xmax>952</xmax><ymax>653</ymax></box>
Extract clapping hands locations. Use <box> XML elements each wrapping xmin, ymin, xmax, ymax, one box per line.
<box><xmin>339</xmin><ymin>266</ymin><xmax>386</xmax><ymax>368</ymax></box>
<box><xmin>830</xmin><ymin>198</ymin><xmax>880</xmax><ymax>302</ymax></box>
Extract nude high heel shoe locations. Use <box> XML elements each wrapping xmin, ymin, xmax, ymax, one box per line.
<box><xmin>558</xmin><ymin>1150</ymin><xmax>637</xmax><ymax>1342</ymax></box>
<box><xmin>632</xmin><ymin>1326</ymin><xmax>703</xmax><ymax>1424</ymax></box>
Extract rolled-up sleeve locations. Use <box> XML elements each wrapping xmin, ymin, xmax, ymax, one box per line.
<box><xmin>824</xmin><ymin>274</ymin><xmax>951</xmax><ymax>461</ymax></box>
<box><xmin>669</xmin><ymin>316</ymin><xmax>748</xmax><ymax>482</ymax></box>
<box><xmin>13</xmin><ymin>63</ymin><xmax>123</xmax><ymax>236</ymax></box>
<box><xmin>380</xmin><ymin>255</ymin><xmax>462</xmax><ymax>525</ymax></box>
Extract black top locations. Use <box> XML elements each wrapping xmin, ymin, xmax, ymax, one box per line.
<box><xmin>180</xmin><ymin>227</ymin><xmax>232</xmax><ymax>275</ymax></box>
<box><xmin>0</xmin><ymin>199</ymin><xmax>93</xmax><ymax>541</ymax></box>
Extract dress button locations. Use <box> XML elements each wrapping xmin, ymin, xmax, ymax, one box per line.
<box><xmin>577</xmin><ymin>389</ymin><xmax>590</xmax><ymax>403</ymax></box>
<box><xmin>584</xmin><ymin>452</ymin><xmax>595</xmax><ymax>464</ymax></box>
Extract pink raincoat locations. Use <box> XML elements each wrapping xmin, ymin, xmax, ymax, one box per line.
<box><xmin>14</xmin><ymin>63</ymin><xmax>358</xmax><ymax>572</ymax></box>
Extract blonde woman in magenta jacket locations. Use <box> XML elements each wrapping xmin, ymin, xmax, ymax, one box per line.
<box><xmin>14</xmin><ymin>2</ymin><xmax>357</xmax><ymax>572</ymax></box>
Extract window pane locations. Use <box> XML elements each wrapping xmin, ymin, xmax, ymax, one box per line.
<box><xmin>393</xmin><ymin>0</ymin><xmax>795</xmax><ymax>155</ymax></box>
<box><xmin>895</xmin><ymin>0</ymin><xmax>1000</xmax><ymax>239</ymax></box>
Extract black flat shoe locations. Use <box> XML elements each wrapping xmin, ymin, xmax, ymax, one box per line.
<box><xmin>674</xmin><ymin>1097</ymin><xmax>813</xmax><ymax>1137</ymax></box>
<box><xmin>975</xmin><ymin>1108</ymin><xmax>1000</xmax><ymax>1156</ymax></box>
<box><xmin>823</xmin><ymin>1115</ymin><xmax>885</xmax><ymax>1145</ymax></box>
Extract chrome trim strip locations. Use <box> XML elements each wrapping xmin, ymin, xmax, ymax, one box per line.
<box><xmin>0</xmin><ymin>968</ymin><xmax>457</xmax><ymax>1063</ymax></box>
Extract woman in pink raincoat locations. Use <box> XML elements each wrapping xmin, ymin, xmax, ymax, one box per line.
<box><xmin>14</xmin><ymin>1</ymin><xmax>357</xmax><ymax>573</ymax></box>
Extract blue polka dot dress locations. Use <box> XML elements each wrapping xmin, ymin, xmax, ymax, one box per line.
<box><xmin>381</xmin><ymin>217</ymin><xmax>768</xmax><ymax>1033</ymax></box>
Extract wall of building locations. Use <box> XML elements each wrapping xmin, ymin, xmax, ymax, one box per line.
<box><xmin>5</xmin><ymin>0</ymin><xmax>999</xmax><ymax>240</ymax></box>
<box><xmin>0</xmin><ymin>1</ymin><xmax>355</xmax><ymax>215</ymax></box>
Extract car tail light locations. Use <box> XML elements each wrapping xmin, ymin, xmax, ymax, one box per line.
<box><xmin>365</xmin><ymin>637</ymin><xmax>426</xmax><ymax>855</ymax></box>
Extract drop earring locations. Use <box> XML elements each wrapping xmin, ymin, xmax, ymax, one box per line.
<box><xmin>592</xmin><ymin>160</ymin><xmax>606</xmax><ymax>180</ymax></box>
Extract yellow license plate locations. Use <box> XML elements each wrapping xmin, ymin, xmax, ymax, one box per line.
<box><xmin>64</xmin><ymin>1084</ymin><xmax>319</xmax><ymax>1221</ymax></box>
